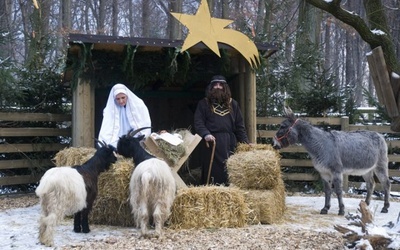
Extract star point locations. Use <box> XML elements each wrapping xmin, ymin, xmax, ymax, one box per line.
<box><xmin>171</xmin><ymin>0</ymin><xmax>260</xmax><ymax>68</ymax></box>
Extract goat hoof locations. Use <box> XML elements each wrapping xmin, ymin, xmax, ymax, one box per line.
<box><xmin>74</xmin><ymin>227</ymin><xmax>82</xmax><ymax>233</ymax></box>
<box><xmin>381</xmin><ymin>208</ymin><xmax>388</xmax><ymax>213</ymax></box>
<box><xmin>320</xmin><ymin>208</ymin><xmax>328</xmax><ymax>214</ymax></box>
<box><xmin>338</xmin><ymin>210</ymin><xmax>345</xmax><ymax>216</ymax></box>
<box><xmin>82</xmin><ymin>229</ymin><xmax>90</xmax><ymax>233</ymax></box>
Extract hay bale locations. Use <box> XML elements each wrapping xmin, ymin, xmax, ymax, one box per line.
<box><xmin>243</xmin><ymin>178</ymin><xmax>286</xmax><ymax>225</ymax></box>
<box><xmin>96</xmin><ymin>158</ymin><xmax>133</xmax><ymax>203</ymax></box>
<box><xmin>90</xmin><ymin>197</ymin><xmax>134</xmax><ymax>227</ymax></box>
<box><xmin>53</xmin><ymin>147</ymin><xmax>96</xmax><ymax>166</ymax></box>
<box><xmin>169</xmin><ymin>186</ymin><xmax>249</xmax><ymax>229</ymax></box>
<box><xmin>235</xmin><ymin>143</ymin><xmax>276</xmax><ymax>153</ymax></box>
<box><xmin>226</xmin><ymin>149</ymin><xmax>281</xmax><ymax>190</ymax></box>
<box><xmin>90</xmin><ymin>158</ymin><xmax>135</xmax><ymax>226</ymax></box>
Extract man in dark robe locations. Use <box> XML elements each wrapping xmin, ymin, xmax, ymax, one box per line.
<box><xmin>194</xmin><ymin>75</ymin><xmax>249</xmax><ymax>185</ymax></box>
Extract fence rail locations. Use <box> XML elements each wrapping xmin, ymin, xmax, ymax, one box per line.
<box><xmin>0</xmin><ymin>112</ymin><xmax>71</xmax><ymax>187</ymax></box>
<box><xmin>2</xmin><ymin>113</ymin><xmax>400</xmax><ymax>193</ymax></box>
<box><xmin>257</xmin><ymin>116</ymin><xmax>400</xmax><ymax>192</ymax></box>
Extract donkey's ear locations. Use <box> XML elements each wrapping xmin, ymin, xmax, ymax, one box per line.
<box><xmin>283</xmin><ymin>106</ymin><xmax>296</xmax><ymax>120</ymax></box>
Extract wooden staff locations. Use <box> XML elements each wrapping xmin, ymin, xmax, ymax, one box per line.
<box><xmin>206</xmin><ymin>140</ymin><xmax>216</xmax><ymax>185</ymax></box>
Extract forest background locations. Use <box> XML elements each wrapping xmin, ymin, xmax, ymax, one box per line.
<box><xmin>0</xmin><ymin>0</ymin><xmax>400</xmax><ymax>193</ymax></box>
<box><xmin>0</xmin><ymin>0</ymin><xmax>399</xmax><ymax>118</ymax></box>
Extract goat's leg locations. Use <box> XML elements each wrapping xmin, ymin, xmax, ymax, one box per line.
<box><xmin>332</xmin><ymin>174</ymin><xmax>345</xmax><ymax>215</ymax></box>
<box><xmin>73</xmin><ymin>211</ymin><xmax>82</xmax><ymax>233</ymax></box>
<box><xmin>80</xmin><ymin>208</ymin><xmax>91</xmax><ymax>233</ymax></box>
<box><xmin>153</xmin><ymin>204</ymin><xmax>164</xmax><ymax>239</ymax></box>
<box><xmin>39</xmin><ymin>213</ymin><xmax>57</xmax><ymax>247</ymax></box>
<box><xmin>139</xmin><ymin>204</ymin><xmax>149</xmax><ymax>238</ymax></box>
<box><xmin>320</xmin><ymin>178</ymin><xmax>332</xmax><ymax>214</ymax></box>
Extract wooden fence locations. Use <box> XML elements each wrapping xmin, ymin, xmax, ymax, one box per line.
<box><xmin>2</xmin><ymin>112</ymin><xmax>400</xmax><ymax>193</ymax></box>
<box><xmin>0</xmin><ymin>112</ymin><xmax>71</xmax><ymax>187</ymax></box>
<box><xmin>257</xmin><ymin>116</ymin><xmax>400</xmax><ymax>192</ymax></box>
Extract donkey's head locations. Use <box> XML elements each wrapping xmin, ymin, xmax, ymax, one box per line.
<box><xmin>273</xmin><ymin>106</ymin><xmax>300</xmax><ymax>149</ymax></box>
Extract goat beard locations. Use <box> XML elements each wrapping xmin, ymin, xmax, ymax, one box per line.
<box><xmin>207</xmin><ymin>89</ymin><xmax>230</xmax><ymax>105</ymax></box>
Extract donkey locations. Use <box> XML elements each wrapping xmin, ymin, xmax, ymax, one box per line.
<box><xmin>273</xmin><ymin>106</ymin><xmax>390</xmax><ymax>215</ymax></box>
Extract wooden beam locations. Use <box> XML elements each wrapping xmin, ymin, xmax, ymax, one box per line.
<box><xmin>0</xmin><ymin>112</ymin><xmax>71</xmax><ymax>122</ymax></box>
<box><xmin>367</xmin><ymin>52</ymin><xmax>385</xmax><ymax>106</ymax></box>
<box><xmin>0</xmin><ymin>143</ymin><xmax>67</xmax><ymax>153</ymax></box>
<box><xmin>72</xmin><ymin>78</ymin><xmax>95</xmax><ymax>147</ymax></box>
<box><xmin>0</xmin><ymin>175</ymin><xmax>42</xmax><ymax>186</ymax></box>
<box><xmin>244</xmin><ymin>63</ymin><xmax>256</xmax><ymax>143</ymax></box>
<box><xmin>370</xmin><ymin>47</ymin><xmax>399</xmax><ymax>117</ymax></box>
<box><xmin>0</xmin><ymin>159</ymin><xmax>53</xmax><ymax>170</ymax></box>
<box><xmin>0</xmin><ymin>128</ymin><xmax>71</xmax><ymax>137</ymax></box>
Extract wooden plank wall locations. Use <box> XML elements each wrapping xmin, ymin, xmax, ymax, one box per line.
<box><xmin>0</xmin><ymin>113</ymin><xmax>71</xmax><ymax>186</ymax></box>
<box><xmin>257</xmin><ymin>116</ymin><xmax>400</xmax><ymax>192</ymax></box>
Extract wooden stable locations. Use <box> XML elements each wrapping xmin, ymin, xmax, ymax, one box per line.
<box><xmin>64</xmin><ymin>34</ymin><xmax>278</xmax><ymax>148</ymax></box>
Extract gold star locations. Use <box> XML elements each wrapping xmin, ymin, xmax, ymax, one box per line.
<box><xmin>171</xmin><ymin>0</ymin><xmax>231</xmax><ymax>57</ymax></box>
<box><xmin>171</xmin><ymin>0</ymin><xmax>260</xmax><ymax>68</ymax></box>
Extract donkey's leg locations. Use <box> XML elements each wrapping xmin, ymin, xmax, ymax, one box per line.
<box><xmin>332</xmin><ymin>173</ymin><xmax>345</xmax><ymax>215</ymax></box>
<box><xmin>320</xmin><ymin>177</ymin><xmax>332</xmax><ymax>214</ymax></box>
<box><xmin>362</xmin><ymin>172</ymin><xmax>375</xmax><ymax>206</ymax></box>
<box><xmin>374</xmin><ymin>167</ymin><xmax>391</xmax><ymax>213</ymax></box>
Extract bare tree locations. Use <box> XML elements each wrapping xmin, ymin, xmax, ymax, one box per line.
<box><xmin>306</xmin><ymin>0</ymin><xmax>399</xmax><ymax>74</ymax></box>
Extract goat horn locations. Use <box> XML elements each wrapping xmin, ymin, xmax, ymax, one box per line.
<box><xmin>94</xmin><ymin>138</ymin><xmax>106</xmax><ymax>148</ymax></box>
<box><xmin>128</xmin><ymin>127</ymin><xmax>152</xmax><ymax>137</ymax></box>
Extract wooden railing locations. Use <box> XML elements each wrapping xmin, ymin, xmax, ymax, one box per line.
<box><xmin>257</xmin><ymin>116</ymin><xmax>400</xmax><ymax>192</ymax></box>
<box><xmin>0</xmin><ymin>112</ymin><xmax>71</xmax><ymax>186</ymax></box>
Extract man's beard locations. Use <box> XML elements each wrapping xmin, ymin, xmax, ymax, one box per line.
<box><xmin>209</xmin><ymin>89</ymin><xmax>228</xmax><ymax>104</ymax></box>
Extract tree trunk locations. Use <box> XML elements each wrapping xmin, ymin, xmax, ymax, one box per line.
<box><xmin>0</xmin><ymin>0</ymin><xmax>12</xmax><ymax>59</ymax></box>
<box><xmin>112</xmin><ymin>0</ymin><xmax>118</xmax><ymax>36</ymax></box>
<box><xmin>142</xmin><ymin>0</ymin><xmax>150</xmax><ymax>37</ymax></box>
<box><xmin>98</xmin><ymin>0</ymin><xmax>106</xmax><ymax>35</ymax></box>
<box><xmin>168</xmin><ymin>0</ymin><xmax>182</xmax><ymax>40</ymax></box>
<box><xmin>27</xmin><ymin>0</ymin><xmax>51</xmax><ymax>68</ymax></box>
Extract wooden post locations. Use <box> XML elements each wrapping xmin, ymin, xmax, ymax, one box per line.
<box><xmin>238</xmin><ymin>58</ymin><xmax>246</xmax><ymax>115</ymax></box>
<box><xmin>368</xmin><ymin>47</ymin><xmax>399</xmax><ymax>118</ymax></box>
<box><xmin>341</xmin><ymin>116</ymin><xmax>349</xmax><ymax>192</ymax></box>
<box><xmin>244</xmin><ymin>63</ymin><xmax>256</xmax><ymax>143</ymax></box>
<box><xmin>367</xmin><ymin>53</ymin><xmax>385</xmax><ymax>106</ymax></box>
<box><xmin>72</xmin><ymin>78</ymin><xmax>95</xmax><ymax>147</ymax></box>
<box><xmin>392</xmin><ymin>76</ymin><xmax>400</xmax><ymax>131</ymax></box>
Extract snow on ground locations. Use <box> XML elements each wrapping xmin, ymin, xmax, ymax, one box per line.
<box><xmin>1</xmin><ymin>195</ymin><xmax>400</xmax><ymax>249</ymax></box>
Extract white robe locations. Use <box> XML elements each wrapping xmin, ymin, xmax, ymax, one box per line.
<box><xmin>98</xmin><ymin>83</ymin><xmax>151</xmax><ymax>147</ymax></box>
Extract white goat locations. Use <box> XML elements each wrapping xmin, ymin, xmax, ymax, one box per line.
<box><xmin>35</xmin><ymin>143</ymin><xmax>117</xmax><ymax>246</ymax></box>
<box><xmin>117</xmin><ymin>127</ymin><xmax>176</xmax><ymax>239</ymax></box>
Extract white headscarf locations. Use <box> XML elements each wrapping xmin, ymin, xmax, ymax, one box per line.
<box><xmin>98</xmin><ymin>83</ymin><xmax>151</xmax><ymax>147</ymax></box>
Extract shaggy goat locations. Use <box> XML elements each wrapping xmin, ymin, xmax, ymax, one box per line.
<box><xmin>273</xmin><ymin>107</ymin><xmax>390</xmax><ymax>215</ymax></box>
<box><xmin>117</xmin><ymin>127</ymin><xmax>177</xmax><ymax>239</ymax></box>
<box><xmin>35</xmin><ymin>142</ymin><xmax>117</xmax><ymax>246</ymax></box>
